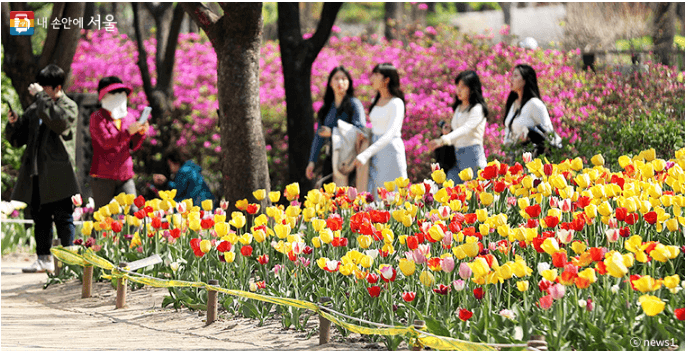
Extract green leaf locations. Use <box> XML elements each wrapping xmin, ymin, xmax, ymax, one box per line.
<box><xmin>424</xmin><ymin>317</ymin><xmax>451</xmax><ymax>337</ymax></box>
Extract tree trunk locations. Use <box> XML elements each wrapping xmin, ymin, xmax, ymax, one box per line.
<box><xmin>143</xmin><ymin>3</ymin><xmax>174</xmax><ymax>69</ymax></box>
<box><xmin>278</xmin><ymin>3</ymin><xmax>342</xmax><ymax>194</ymax></box>
<box><xmin>384</xmin><ymin>2</ymin><xmax>402</xmax><ymax>41</ymax></box>
<box><xmin>499</xmin><ymin>2</ymin><xmax>513</xmax><ymax>29</ymax></box>
<box><xmin>677</xmin><ymin>2</ymin><xmax>685</xmax><ymax>37</ymax></box>
<box><xmin>455</xmin><ymin>3</ymin><xmax>470</xmax><ymax>13</ymax></box>
<box><xmin>1</xmin><ymin>2</ymin><xmax>85</xmax><ymax>109</ymax></box>
<box><xmin>183</xmin><ymin>3</ymin><xmax>270</xmax><ymax>212</ymax></box>
<box><xmin>652</xmin><ymin>2</ymin><xmax>677</xmax><ymax>66</ymax></box>
<box><xmin>84</xmin><ymin>2</ymin><xmax>95</xmax><ymax>29</ymax></box>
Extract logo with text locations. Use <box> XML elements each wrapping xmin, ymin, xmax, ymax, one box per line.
<box><xmin>10</xmin><ymin>11</ymin><xmax>34</xmax><ymax>35</ymax></box>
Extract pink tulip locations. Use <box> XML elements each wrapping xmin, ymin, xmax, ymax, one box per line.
<box><xmin>458</xmin><ymin>262</ymin><xmax>472</xmax><ymax>280</ymax></box>
<box><xmin>452</xmin><ymin>279</ymin><xmax>466</xmax><ymax>291</ymax></box>
<box><xmin>548</xmin><ymin>283</ymin><xmax>566</xmax><ymax>300</ymax></box>
<box><xmin>539</xmin><ymin>295</ymin><xmax>554</xmax><ymax>310</ymax></box>
<box><xmin>440</xmin><ymin>256</ymin><xmax>455</xmax><ymax>273</ymax></box>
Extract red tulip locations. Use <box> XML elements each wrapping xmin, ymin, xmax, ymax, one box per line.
<box><xmin>134</xmin><ymin>210</ymin><xmax>146</xmax><ymax>220</ymax></box>
<box><xmin>643</xmin><ymin>211</ymin><xmax>657</xmax><ymax>225</ymax></box>
<box><xmin>241</xmin><ymin>245</ymin><xmax>253</xmax><ymax>257</ymax></box>
<box><xmin>525</xmin><ymin>204</ymin><xmax>542</xmax><ymax>218</ymax></box>
<box><xmin>217</xmin><ymin>241</ymin><xmax>231</xmax><ymax>252</ymax></box>
<box><xmin>402</xmin><ymin>291</ymin><xmax>416</xmax><ymax>302</ymax></box>
<box><xmin>257</xmin><ymin>254</ymin><xmax>269</xmax><ymax>265</ymax></box>
<box><xmin>493</xmin><ymin>180</ymin><xmax>507</xmax><ymax>193</ymax></box>
<box><xmin>134</xmin><ymin>195</ymin><xmax>146</xmax><ymax>208</ymax></box>
<box><xmin>482</xmin><ymin>164</ymin><xmax>498</xmax><ymax>180</ymax></box>
<box><xmin>406</xmin><ymin>236</ymin><xmax>419</xmax><ymax>250</ymax></box>
<box><xmin>151</xmin><ymin>217</ymin><xmax>162</xmax><ymax>229</ymax></box>
<box><xmin>543</xmin><ymin>163</ymin><xmax>553</xmax><ymax>176</ymax></box>
<box><xmin>624</xmin><ymin>213</ymin><xmax>639</xmax><ymax>225</ymax></box>
<box><xmin>552</xmin><ymin>251</ymin><xmax>567</xmax><ymax>268</ymax></box>
<box><xmin>327</xmin><ymin>214</ymin><xmax>344</xmax><ymax>231</ymax></box>
<box><xmin>111</xmin><ymin>221</ymin><xmax>123</xmax><ymax>233</ymax></box>
<box><xmin>675</xmin><ymin>308</ymin><xmax>685</xmax><ymax>321</ymax></box>
<box><xmin>433</xmin><ymin>284</ymin><xmax>450</xmax><ymax>295</ymax></box>
<box><xmin>473</xmin><ymin>287</ymin><xmax>485</xmax><ymax>300</ymax></box>
<box><xmin>538</xmin><ymin>295</ymin><xmax>554</xmax><ymax>310</ymax></box>
<box><xmin>170</xmin><ymin>228</ymin><xmax>181</xmax><ymax>239</ymax></box>
<box><xmin>538</xmin><ymin>279</ymin><xmax>552</xmax><ymax>292</ymax></box>
<box><xmin>458</xmin><ymin>308</ymin><xmax>473</xmax><ymax>321</ymax></box>
<box><xmin>190</xmin><ymin>238</ymin><xmax>204</xmax><ymax>257</ymax></box>
<box><xmin>367</xmin><ymin>286</ymin><xmax>381</xmax><ymax>298</ymax></box>
<box><xmin>201</xmin><ymin>218</ymin><xmax>215</xmax><ymax>230</ymax></box>
<box><xmin>615</xmin><ymin>207</ymin><xmax>627</xmax><ymax>221</ymax></box>
<box><xmin>366</xmin><ymin>273</ymin><xmax>380</xmax><ymax>284</ymax></box>
<box><xmin>544</xmin><ymin>216</ymin><xmax>559</xmax><ymax>228</ymax></box>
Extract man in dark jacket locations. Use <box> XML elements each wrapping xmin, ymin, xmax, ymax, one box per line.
<box><xmin>5</xmin><ymin>64</ymin><xmax>80</xmax><ymax>273</ymax></box>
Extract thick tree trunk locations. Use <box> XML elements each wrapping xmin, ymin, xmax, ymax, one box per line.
<box><xmin>183</xmin><ymin>3</ymin><xmax>270</xmax><ymax>212</ymax></box>
<box><xmin>384</xmin><ymin>2</ymin><xmax>402</xmax><ymax>40</ymax></box>
<box><xmin>652</xmin><ymin>2</ymin><xmax>677</xmax><ymax>66</ymax></box>
<box><xmin>1</xmin><ymin>2</ymin><xmax>84</xmax><ymax>109</ymax></box>
<box><xmin>278</xmin><ymin>2</ymin><xmax>342</xmax><ymax>194</ymax></box>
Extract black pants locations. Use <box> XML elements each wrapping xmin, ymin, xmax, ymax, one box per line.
<box><xmin>30</xmin><ymin>177</ymin><xmax>74</xmax><ymax>256</ymax></box>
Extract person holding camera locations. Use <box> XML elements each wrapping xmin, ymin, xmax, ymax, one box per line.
<box><xmin>4</xmin><ymin>64</ymin><xmax>80</xmax><ymax>273</ymax></box>
<box><xmin>428</xmin><ymin>70</ymin><xmax>488</xmax><ymax>184</ymax></box>
<box><xmin>89</xmin><ymin>76</ymin><xmax>149</xmax><ymax>210</ymax></box>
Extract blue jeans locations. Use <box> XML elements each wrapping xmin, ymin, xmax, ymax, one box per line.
<box><xmin>31</xmin><ymin>178</ymin><xmax>74</xmax><ymax>256</ymax></box>
<box><xmin>446</xmin><ymin>144</ymin><xmax>487</xmax><ymax>184</ymax></box>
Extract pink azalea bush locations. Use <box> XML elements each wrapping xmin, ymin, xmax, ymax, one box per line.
<box><xmin>68</xmin><ymin>26</ymin><xmax>684</xmax><ymax>190</ymax></box>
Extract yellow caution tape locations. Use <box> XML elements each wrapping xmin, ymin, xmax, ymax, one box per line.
<box><xmin>50</xmin><ymin>247</ymin><xmax>497</xmax><ymax>350</ymax></box>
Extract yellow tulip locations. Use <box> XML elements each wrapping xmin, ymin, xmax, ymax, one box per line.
<box><xmin>189</xmin><ymin>218</ymin><xmax>201</xmax><ymax>231</ymax></box>
<box><xmin>598</xmin><ymin>201</ymin><xmax>613</xmax><ymax>217</ymax></box>
<box><xmin>618</xmin><ymin>155</ymin><xmax>632</xmax><ymax>168</ymax></box>
<box><xmin>268</xmin><ymin>191</ymin><xmax>281</xmax><ymax>203</ymax></box>
<box><xmin>252</xmin><ymin>228</ymin><xmax>267</xmax><ymax>243</ymax></box>
<box><xmin>319</xmin><ymin>228</ymin><xmax>333</xmax><ymax>244</ymax></box>
<box><xmin>571</xmin><ymin>241</ymin><xmax>587</xmax><ymax>255</ymax></box>
<box><xmin>571</xmin><ymin>157</ymin><xmax>583</xmax><ymax>171</ymax></box>
<box><xmin>285</xmin><ymin>183</ymin><xmax>300</xmax><ymax>200</ymax></box>
<box><xmin>431</xmin><ymin>169</ymin><xmax>446</xmax><ymax>184</ymax></box>
<box><xmin>649</xmin><ymin>244</ymin><xmax>672</xmax><ymax>262</ymax></box>
<box><xmin>664</xmin><ymin>275</ymin><xmax>680</xmax><ymax>289</ymax></box>
<box><xmin>311</xmin><ymin>237</ymin><xmax>322</xmax><ymax>248</ymax></box>
<box><xmin>229</xmin><ymin>212</ymin><xmax>246</xmax><ymax>229</ymax></box>
<box><xmin>518</xmin><ymin>197</ymin><xmax>530</xmax><ymax>210</ymax></box>
<box><xmin>224</xmin><ymin>251</ymin><xmax>236</xmax><ymax>263</ymax></box>
<box><xmin>541</xmin><ymin>269</ymin><xmax>558</xmax><ymax>282</ymax></box>
<box><xmin>358</xmin><ymin>254</ymin><xmax>372</xmax><ymax>268</ymax></box>
<box><xmin>215</xmin><ymin>222</ymin><xmax>229</xmax><ymax>237</ymax></box>
<box><xmin>591</xmin><ymin>154</ymin><xmax>605</xmax><ymax>166</ymax></box>
<box><xmin>201</xmin><ymin>199</ymin><xmax>213</xmax><ymax>211</ymax></box>
<box><xmin>479</xmin><ymin>192</ymin><xmax>494</xmax><ymax>206</ymax></box>
<box><xmin>428</xmin><ymin>224</ymin><xmax>445</xmax><ymax>242</ymax></box>
<box><xmin>252</xmin><ymin>189</ymin><xmax>266</xmax><ymax>201</ymax></box>
<box><xmin>238</xmin><ymin>233</ymin><xmax>253</xmax><ymax>245</ymax></box>
<box><xmin>516</xmin><ymin>281</ymin><xmax>529</xmax><ymax>292</ymax></box>
<box><xmin>357</xmin><ymin>235</ymin><xmax>373</xmax><ymax>249</ymax></box>
<box><xmin>604</xmin><ymin>251</ymin><xmax>628</xmax><ymax>278</ymax></box>
<box><xmin>433</xmin><ymin>188</ymin><xmax>450</xmax><ymax>203</ymax></box>
<box><xmin>459</xmin><ymin>167</ymin><xmax>473</xmax><ymax>182</ymax></box>
<box><xmin>399</xmin><ymin>258</ymin><xmax>416</xmax><ymax>276</ymax></box>
<box><xmin>633</xmin><ymin>276</ymin><xmax>662</xmax><ymax>293</ymax></box>
<box><xmin>541</xmin><ymin>238</ymin><xmax>560</xmax><ymax>255</ymax></box>
<box><xmin>199</xmin><ymin>239</ymin><xmax>212</xmax><ymax>253</ymax></box>
<box><xmin>461</xmin><ymin>241</ymin><xmax>480</xmax><ymax>258</ymax></box>
<box><xmin>274</xmin><ymin>224</ymin><xmax>290</xmax><ymax>239</ymax></box>
<box><xmin>584</xmin><ymin>204</ymin><xmax>597</xmax><ymax>219</ymax></box>
<box><xmin>81</xmin><ymin>221</ymin><xmax>94</xmax><ymax>236</ymax></box>
<box><xmin>468</xmin><ymin>257</ymin><xmax>490</xmax><ymax>278</ymax></box>
<box><xmin>578</xmin><ymin>268</ymin><xmax>597</xmax><ymax>284</ymax></box>
<box><xmin>419</xmin><ymin>270</ymin><xmax>435</xmax><ymax>287</ymax></box>
<box><xmin>638</xmin><ymin>295</ymin><xmax>665</xmax><ymax>317</ymax></box>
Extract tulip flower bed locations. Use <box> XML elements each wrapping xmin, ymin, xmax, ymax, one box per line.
<box><xmin>65</xmin><ymin>26</ymin><xmax>685</xmax><ymax>190</ymax></box>
<box><xmin>62</xmin><ymin>148</ymin><xmax>685</xmax><ymax>350</ymax></box>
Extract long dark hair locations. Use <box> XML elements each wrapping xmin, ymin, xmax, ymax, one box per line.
<box><xmin>451</xmin><ymin>70</ymin><xmax>488</xmax><ymax>118</ymax></box>
<box><xmin>317</xmin><ymin>66</ymin><xmax>355</xmax><ymax>125</ymax></box>
<box><xmin>503</xmin><ymin>64</ymin><xmax>542</xmax><ymax>128</ymax></box>
<box><xmin>369</xmin><ymin>63</ymin><xmax>405</xmax><ymax>114</ymax></box>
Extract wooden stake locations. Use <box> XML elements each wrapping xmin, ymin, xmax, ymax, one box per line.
<box><xmin>319</xmin><ymin>296</ymin><xmax>332</xmax><ymax>345</ymax></box>
<box><xmin>115</xmin><ymin>262</ymin><xmax>128</xmax><ymax>309</ymax></box>
<box><xmin>51</xmin><ymin>238</ymin><xmax>61</xmax><ymax>275</ymax></box>
<box><xmin>206</xmin><ymin>279</ymin><xmax>219</xmax><ymax>326</ymax></box>
<box><xmin>82</xmin><ymin>265</ymin><xmax>93</xmax><ymax>298</ymax></box>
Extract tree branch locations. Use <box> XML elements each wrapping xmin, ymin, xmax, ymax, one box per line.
<box><xmin>158</xmin><ymin>3</ymin><xmax>185</xmax><ymax>94</ymax></box>
<box><xmin>37</xmin><ymin>2</ymin><xmax>65</xmax><ymax>69</ymax></box>
<box><xmin>305</xmin><ymin>2</ymin><xmax>342</xmax><ymax>65</ymax></box>
<box><xmin>133</xmin><ymin>2</ymin><xmax>154</xmax><ymax>100</ymax></box>
<box><xmin>1</xmin><ymin>3</ymin><xmax>33</xmax><ymax>65</ymax></box>
<box><xmin>181</xmin><ymin>3</ymin><xmax>220</xmax><ymax>45</ymax></box>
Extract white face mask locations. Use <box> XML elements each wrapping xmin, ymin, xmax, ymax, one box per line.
<box><xmin>101</xmin><ymin>92</ymin><xmax>128</xmax><ymax>120</ymax></box>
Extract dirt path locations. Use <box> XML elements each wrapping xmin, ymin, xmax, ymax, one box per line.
<box><xmin>1</xmin><ymin>253</ymin><xmax>377</xmax><ymax>351</ymax></box>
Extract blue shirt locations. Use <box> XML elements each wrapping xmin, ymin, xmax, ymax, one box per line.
<box><xmin>308</xmin><ymin>97</ymin><xmax>366</xmax><ymax>163</ymax></box>
<box><xmin>169</xmin><ymin>160</ymin><xmax>215</xmax><ymax>206</ymax></box>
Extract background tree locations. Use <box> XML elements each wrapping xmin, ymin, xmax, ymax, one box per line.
<box><xmin>182</xmin><ymin>2</ymin><xmax>270</xmax><ymax>211</ymax></box>
<box><xmin>384</xmin><ymin>3</ymin><xmax>403</xmax><ymax>40</ymax></box>
<box><xmin>1</xmin><ymin>3</ymin><xmax>85</xmax><ymax>108</ymax></box>
<box><xmin>277</xmin><ymin>2</ymin><xmax>342</xmax><ymax>193</ymax></box>
<box><xmin>652</xmin><ymin>2</ymin><xmax>677</xmax><ymax>66</ymax></box>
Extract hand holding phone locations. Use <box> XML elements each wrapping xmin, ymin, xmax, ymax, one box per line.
<box><xmin>138</xmin><ymin>106</ymin><xmax>152</xmax><ymax>124</ymax></box>
<box><xmin>7</xmin><ymin>102</ymin><xmax>17</xmax><ymax>124</ymax></box>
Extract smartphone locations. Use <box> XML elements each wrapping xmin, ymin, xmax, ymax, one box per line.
<box><xmin>6</xmin><ymin>102</ymin><xmax>14</xmax><ymax>113</ymax></box>
<box><xmin>138</xmin><ymin>106</ymin><xmax>152</xmax><ymax>124</ymax></box>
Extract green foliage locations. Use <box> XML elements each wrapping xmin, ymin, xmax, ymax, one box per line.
<box><xmin>338</xmin><ymin>2</ymin><xmax>384</xmax><ymax>24</ymax></box>
<box><xmin>262</xmin><ymin>2</ymin><xmax>278</xmax><ymax>25</ymax></box>
<box><xmin>1</xmin><ymin>47</ymin><xmax>25</xmax><ymax>199</ymax></box>
<box><xmin>1</xmin><ymin>222</ymin><xmax>33</xmax><ymax>255</ymax></box>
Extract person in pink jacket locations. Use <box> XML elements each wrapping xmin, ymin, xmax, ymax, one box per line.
<box><xmin>89</xmin><ymin>76</ymin><xmax>149</xmax><ymax>209</ymax></box>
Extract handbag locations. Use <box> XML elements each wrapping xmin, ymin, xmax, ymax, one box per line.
<box><xmin>434</xmin><ymin>145</ymin><xmax>456</xmax><ymax>171</ymax></box>
<box><xmin>526</xmin><ymin>124</ymin><xmax>562</xmax><ymax>157</ymax></box>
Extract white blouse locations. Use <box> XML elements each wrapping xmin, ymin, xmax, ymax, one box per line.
<box><xmin>503</xmin><ymin>98</ymin><xmax>554</xmax><ymax>145</ymax></box>
<box><xmin>440</xmin><ymin>104</ymin><xmax>486</xmax><ymax>148</ymax></box>
<box><xmin>356</xmin><ymin>97</ymin><xmax>405</xmax><ymax>165</ymax></box>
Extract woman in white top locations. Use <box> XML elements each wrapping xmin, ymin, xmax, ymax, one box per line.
<box><xmin>502</xmin><ymin>64</ymin><xmax>555</xmax><ymax>157</ymax></box>
<box><xmin>428</xmin><ymin>70</ymin><xmax>488</xmax><ymax>184</ymax></box>
<box><xmin>354</xmin><ymin>63</ymin><xmax>407</xmax><ymax>199</ymax></box>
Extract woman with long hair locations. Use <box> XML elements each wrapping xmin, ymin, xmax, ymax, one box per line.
<box><xmin>502</xmin><ymin>64</ymin><xmax>556</xmax><ymax>157</ymax></box>
<box><xmin>306</xmin><ymin>66</ymin><xmax>366</xmax><ymax>183</ymax></box>
<box><xmin>354</xmin><ymin>63</ymin><xmax>407</xmax><ymax>198</ymax></box>
<box><xmin>428</xmin><ymin>70</ymin><xmax>488</xmax><ymax>183</ymax></box>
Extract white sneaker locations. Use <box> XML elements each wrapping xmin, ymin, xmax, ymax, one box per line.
<box><xmin>21</xmin><ymin>258</ymin><xmax>54</xmax><ymax>273</ymax></box>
